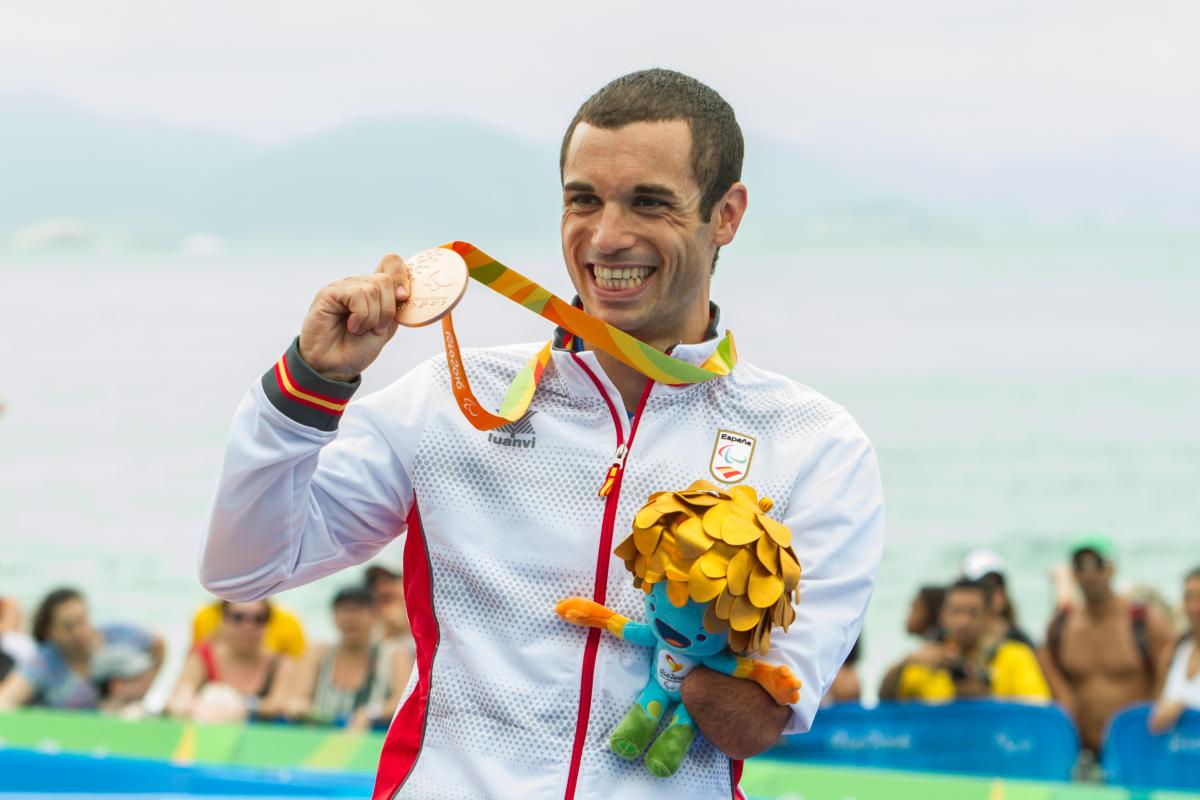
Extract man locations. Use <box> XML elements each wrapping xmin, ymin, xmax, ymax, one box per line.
<box><xmin>1040</xmin><ymin>536</ymin><xmax>1173</xmax><ymax>754</ymax></box>
<box><xmin>960</xmin><ymin>548</ymin><xmax>1034</xmax><ymax>648</ymax></box>
<box><xmin>879</xmin><ymin>579</ymin><xmax>1050</xmax><ymax>702</ymax></box>
<box><xmin>0</xmin><ymin>587</ymin><xmax>164</xmax><ymax>711</ymax></box>
<box><xmin>200</xmin><ymin>69</ymin><xmax>884</xmax><ymax>799</ymax></box>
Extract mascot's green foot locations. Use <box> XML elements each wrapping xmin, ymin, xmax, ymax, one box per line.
<box><xmin>610</xmin><ymin>704</ymin><xmax>659</xmax><ymax>760</ymax></box>
<box><xmin>643</xmin><ymin>722</ymin><xmax>696</xmax><ymax>778</ymax></box>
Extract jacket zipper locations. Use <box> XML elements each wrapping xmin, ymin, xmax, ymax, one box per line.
<box><xmin>564</xmin><ymin>354</ymin><xmax>653</xmax><ymax>800</ymax></box>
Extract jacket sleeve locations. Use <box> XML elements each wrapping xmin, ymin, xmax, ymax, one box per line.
<box><xmin>199</xmin><ymin>339</ymin><xmax>434</xmax><ymax>601</ymax></box>
<box><xmin>768</xmin><ymin>410</ymin><xmax>885</xmax><ymax>734</ymax></box>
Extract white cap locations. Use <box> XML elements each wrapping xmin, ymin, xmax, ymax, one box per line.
<box><xmin>961</xmin><ymin>548</ymin><xmax>1006</xmax><ymax>581</ymax></box>
<box><xmin>90</xmin><ymin>644</ymin><xmax>153</xmax><ymax>683</ymax></box>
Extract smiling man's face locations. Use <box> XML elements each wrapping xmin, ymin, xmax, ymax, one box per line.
<box><xmin>560</xmin><ymin>120</ymin><xmax>741</xmax><ymax>349</ymax></box>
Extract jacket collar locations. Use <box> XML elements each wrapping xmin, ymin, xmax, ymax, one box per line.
<box><xmin>549</xmin><ymin>300</ymin><xmax>727</xmax><ymax>401</ymax></box>
<box><xmin>551</xmin><ymin>298</ymin><xmax>723</xmax><ymax>353</ymax></box>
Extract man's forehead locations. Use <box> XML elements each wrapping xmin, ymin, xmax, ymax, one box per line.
<box><xmin>562</xmin><ymin>120</ymin><xmax>698</xmax><ymax>193</ymax></box>
<box><xmin>946</xmin><ymin>589</ymin><xmax>985</xmax><ymax>606</ymax></box>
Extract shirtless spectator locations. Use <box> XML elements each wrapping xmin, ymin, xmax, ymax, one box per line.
<box><xmin>1148</xmin><ymin>567</ymin><xmax>1200</xmax><ymax>734</ymax></box>
<box><xmin>880</xmin><ymin>579</ymin><xmax>1050</xmax><ymax>703</ymax></box>
<box><xmin>1040</xmin><ymin>537</ymin><xmax>1174</xmax><ymax>753</ymax></box>
<box><xmin>0</xmin><ymin>588</ymin><xmax>163</xmax><ymax>710</ymax></box>
<box><xmin>365</xmin><ymin>565</ymin><xmax>412</xmax><ymax>645</ymax></box>
<box><xmin>961</xmin><ymin>549</ymin><xmax>1034</xmax><ymax>648</ymax></box>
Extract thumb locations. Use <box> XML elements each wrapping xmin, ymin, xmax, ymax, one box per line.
<box><xmin>376</xmin><ymin>254</ymin><xmax>411</xmax><ymax>302</ymax></box>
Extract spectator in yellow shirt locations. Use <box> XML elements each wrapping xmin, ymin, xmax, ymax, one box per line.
<box><xmin>879</xmin><ymin>579</ymin><xmax>1050</xmax><ymax>703</ymax></box>
<box><xmin>191</xmin><ymin>598</ymin><xmax>306</xmax><ymax>658</ymax></box>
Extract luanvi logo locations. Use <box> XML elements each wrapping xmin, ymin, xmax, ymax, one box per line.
<box><xmin>487</xmin><ymin>411</ymin><xmax>537</xmax><ymax>449</ymax></box>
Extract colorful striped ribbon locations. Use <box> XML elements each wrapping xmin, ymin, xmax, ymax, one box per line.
<box><xmin>437</xmin><ymin>241</ymin><xmax>737</xmax><ymax>431</ymax></box>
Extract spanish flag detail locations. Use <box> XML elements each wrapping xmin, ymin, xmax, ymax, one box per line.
<box><xmin>260</xmin><ymin>338</ymin><xmax>360</xmax><ymax>432</ymax></box>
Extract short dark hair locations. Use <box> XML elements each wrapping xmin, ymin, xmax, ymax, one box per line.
<box><xmin>945</xmin><ymin>578</ymin><xmax>990</xmax><ymax>608</ymax></box>
<box><xmin>916</xmin><ymin>585</ymin><xmax>946</xmax><ymax>620</ymax></box>
<box><xmin>33</xmin><ymin>587</ymin><xmax>83</xmax><ymax>643</ymax></box>
<box><xmin>1187</xmin><ymin>566</ymin><xmax>1200</xmax><ymax>582</ymax></box>
<box><xmin>333</xmin><ymin>587</ymin><xmax>375</xmax><ymax>609</ymax></box>
<box><xmin>560</xmin><ymin>68</ymin><xmax>744</xmax><ymax>222</ymax></box>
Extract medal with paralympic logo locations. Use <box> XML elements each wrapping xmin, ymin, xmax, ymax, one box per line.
<box><xmin>395</xmin><ymin>248</ymin><xmax>470</xmax><ymax>327</ymax></box>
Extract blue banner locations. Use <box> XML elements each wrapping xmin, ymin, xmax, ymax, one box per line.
<box><xmin>772</xmin><ymin>701</ymin><xmax>1079</xmax><ymax>781</ymax></box>
<box><xmin>0</xmin><ymin>748</ymin><xmax>373</xmax><ymax>796</ymax></box>
<box><xmin>1103</xmin><ymin>704</ymin><xmax>1200</xmax><ymax>791</ymax></box>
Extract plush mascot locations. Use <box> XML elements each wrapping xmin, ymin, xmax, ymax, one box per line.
<box><xmin>556</xmin><ymin>481</ymin><xmax>802</xmax><ymax>777</ymax></box>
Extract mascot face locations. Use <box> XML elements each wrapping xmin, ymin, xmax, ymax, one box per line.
<box><xmin>643</xmin><ymin>581</ymin><xmax>728</xmax><ymax>657</ymax></box>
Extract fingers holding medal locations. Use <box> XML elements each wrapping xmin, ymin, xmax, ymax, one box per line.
<box><xmin>394</xmin><ymin>248</ymin><xmax>470</xmax><ymax>327</ymax></box>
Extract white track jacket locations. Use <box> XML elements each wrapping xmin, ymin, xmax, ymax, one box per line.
<box><xmin>200</xmin><ymin>316</ymin><xmax>885</xmax><ymax>800</ymax></box>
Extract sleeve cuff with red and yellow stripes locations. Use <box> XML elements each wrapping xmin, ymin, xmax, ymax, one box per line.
<box><xmin>261</xmin><ymin>338</ymin><xmax>361</xmax><ymax>431</ymax></box>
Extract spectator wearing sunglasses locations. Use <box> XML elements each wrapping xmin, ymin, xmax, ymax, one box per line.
<box><xmin>191</xmin><ymin>596</ymin><xmax>307</xmax><ymax>658</ymax></box>
<box><xmin>167</xmin><ymin>600</ymin><xmax>294</xmax><ymax>722</ymax></box>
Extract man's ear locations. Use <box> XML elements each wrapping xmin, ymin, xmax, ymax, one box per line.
<box><xmin>711</xmin><ymin>182</ymin><xmax>748</xmax><ymax>247</ymax></box>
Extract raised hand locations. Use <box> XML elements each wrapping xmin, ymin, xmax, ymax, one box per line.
<box><xmin>298</xmin><ymin>255</ymin><xmax>413</xmax><ymax>382</ymax></box>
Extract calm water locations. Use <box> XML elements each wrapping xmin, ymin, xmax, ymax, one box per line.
<box><xmin>2</xmin><ymin>242</ymin><xmax>1198</xmax><ymax>704</ymax></box>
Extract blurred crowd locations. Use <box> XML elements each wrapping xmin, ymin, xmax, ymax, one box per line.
<box><xmin>0</xmin><ymin>564</ymin><xmax>413</xmax><ymax>732</ymax></box>
<box><xmin>825</xmin><ymin>537</ymin><xmax>1200</xmax><ymax>763</ymax></box>
<box><xmin>1</xmin><ymin>538</ymin><xmax>1197</xmax><ymax>766</ymax></box>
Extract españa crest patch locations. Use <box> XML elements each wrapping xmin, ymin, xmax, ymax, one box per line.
<box><xmin>709</xmin><ymin>429</ymin><xmax>757</xmax><ymax>484</ymax></box>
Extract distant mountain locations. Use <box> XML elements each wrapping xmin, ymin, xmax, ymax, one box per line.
<box><xmin>1</xmin><ymin>95</ymin><xmax>1195</xmax><ymax>255</ymax></box>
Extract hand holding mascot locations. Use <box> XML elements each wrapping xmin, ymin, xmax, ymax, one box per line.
<box><xmin>556</xmin><ymin>481</ymin><xmax>803</xmax><ymax>777</ymax></box>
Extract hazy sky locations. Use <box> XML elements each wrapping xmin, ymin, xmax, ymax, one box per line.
<box><xmin>2</xmin><ymin>1</ymin><xmax>1198</xmax><ymax>163</ymax></box>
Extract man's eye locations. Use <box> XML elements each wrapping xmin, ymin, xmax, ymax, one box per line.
<box><xmin>567</xmin><ymin>194</ymin><xmax>599</xmax><ymax>206</ymax></box>
<box><xmin>634</xmin><ymin>197</ymin><xmax>666</xmax><ymax>208</ymax></box>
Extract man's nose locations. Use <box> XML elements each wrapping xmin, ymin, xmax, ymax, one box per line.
<box><xmin>591</xmin><ymin>204</ymin><xmax>636</xmax><ymax>254</ymax></box>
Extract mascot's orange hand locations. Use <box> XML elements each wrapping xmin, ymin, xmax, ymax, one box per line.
<box><xmin>555</xmin><ymin>597</ymin><xmax>616</xmax><ymax>629</ymax></box>
<box><xmin>749</xmin><ymin>662</ymin><xmax>802</xmax><ymax>706</ymax></box>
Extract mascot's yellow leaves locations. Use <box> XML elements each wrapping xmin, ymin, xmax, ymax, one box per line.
<box><xmin>613</xmin><ymin>481</ymin><xmax>802</xmax><ymax>656</ymax></box>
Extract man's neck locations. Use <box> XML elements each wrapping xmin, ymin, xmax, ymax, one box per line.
<box><xmin>1083</xmin><ymin>591</ymin><xmax>1120</xmax><ymax>619</ymax></box>
<box><xmin>585</xmin><ymin>309</ymin><xmax>712</xmax><ymax>413</ymax></box>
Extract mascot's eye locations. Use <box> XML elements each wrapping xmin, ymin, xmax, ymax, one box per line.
<box><xmin>649</xmin><ymin>601</ymin><xmax>656</xmax><ymax>612</ymax></box>
<box><xmin>696</xmin><ymin>633</ymin><xmax>706</xmax><ymax>641</ymax></box>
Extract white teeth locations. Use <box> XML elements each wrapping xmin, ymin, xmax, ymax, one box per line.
<box><xmin>592</xmin><ymin>265</ymin><xmax>653</xmax><ymax>291</ymax></box>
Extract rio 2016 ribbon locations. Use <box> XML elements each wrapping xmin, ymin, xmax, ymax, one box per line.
<box><xmin>420</xmin><ymin>241</ymin><xmax>737</xmax><ymax>431</ymax></box>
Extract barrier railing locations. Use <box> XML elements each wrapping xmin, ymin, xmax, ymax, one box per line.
<box><xmin>771</xmin><ymin>700</ymin><xmax>1080</xmax><ymax>781</ymax></box>
<box><xmin>1102</xmin><ymin>704</ymin><xmax>1200</xmax><ymax>792</ymax></box>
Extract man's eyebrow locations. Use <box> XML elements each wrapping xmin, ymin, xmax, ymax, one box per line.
<box><xmin>632</xmin><ymin>184</ymin><xmax>678</xmax><ymax>199</ymax></box>
<box><xmin>563</xmin><ymin>181</ymin><xmax>594</xmax><ymax>192</ymax></box>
